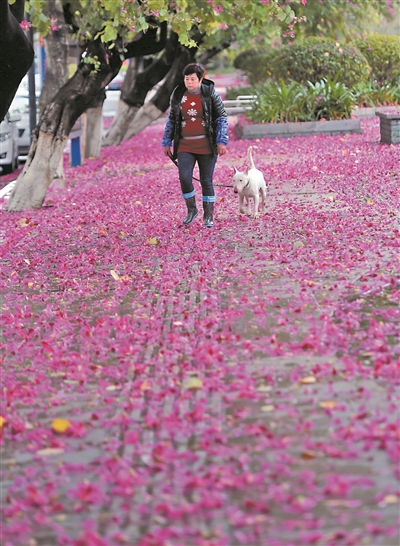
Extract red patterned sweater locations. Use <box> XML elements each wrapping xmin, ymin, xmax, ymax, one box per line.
<box><xmin>177</xmin><ymin>92</ymin><xmax>212</xmax><ymax>154</ymax></box>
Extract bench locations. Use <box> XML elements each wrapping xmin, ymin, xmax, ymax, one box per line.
<box><xmin>223</xmin><ymin>95</ymin><xmax>256</xmax><ymax>115</ymax></box>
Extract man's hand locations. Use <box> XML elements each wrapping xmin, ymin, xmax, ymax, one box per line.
<box><xmin>163</xmin><ymin>146</ymin><xmax>172</xmax><ymax>157</ymax></box>
<box><xmin>217</xmin><ymin>144</ymin><xmax>227</xmax><ymax>156</ymax></box>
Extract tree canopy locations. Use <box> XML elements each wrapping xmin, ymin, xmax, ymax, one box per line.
<box><xmin>21</xmin><ymin>0</ymin><xmax>298</xmax><ymax>49</ymax></box>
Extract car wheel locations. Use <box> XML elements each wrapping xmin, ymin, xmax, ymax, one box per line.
<box><xmin>1</xmin><ymin>162</ymin><xmax>13</xmax><ymax>175</ymax></box>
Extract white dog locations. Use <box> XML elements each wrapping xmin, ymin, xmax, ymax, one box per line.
<box><xmin>232</xmin><ymin>146</ymin><xmax>267</xmax><ymax>218</ymax></box>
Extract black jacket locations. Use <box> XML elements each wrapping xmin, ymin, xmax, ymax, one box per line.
<box><xmin>161</xmin><ymin>78</ymin><xmax>228</xmax><ymax>159</ymax></box>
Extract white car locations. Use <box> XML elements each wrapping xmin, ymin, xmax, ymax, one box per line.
<box><xmin>0</xmin><ymin>112</ymin><xmax>21</xmax><ymax>174</ymax></box>
<box><xmin>9</xmin><ymin>93</ymin><xmax>32</xmax><ymax>156</ymax></box>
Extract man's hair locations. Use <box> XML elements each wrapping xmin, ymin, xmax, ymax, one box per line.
<box><xmin>183</xmin><ymin>63</ymin><xmax>205</xmax><ymax>79</ymax></box>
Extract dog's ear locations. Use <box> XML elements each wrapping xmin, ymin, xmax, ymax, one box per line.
<box><xmin>233</xmin><ymin>166</ymin><xmax>239</xmax><ymax>174</ymax></box>
<box><xmin>244</xmin><ymin>167</ymin><xmax>249</xmax><ymax>175</ymax></box>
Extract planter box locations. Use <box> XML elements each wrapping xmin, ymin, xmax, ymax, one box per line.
<box><xmin>352</xmin><ymin>105</ymin><xmax>400</xmax><ymax>119</ymax></box>
<box><xmin>235</xmin><ymin>118</ymin><xmax>362</xmax><ymax>140</ymax></box>
<box><xmin>376</xmin><ymin>110</ymin><xmax>400</xmax><ymax>144</ymax></box>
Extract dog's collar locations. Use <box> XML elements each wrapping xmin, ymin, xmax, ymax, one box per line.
<box><xmin>243</xmin><ymin>179</ymin><xmax>250</xmax><ymax>190</ymax></box>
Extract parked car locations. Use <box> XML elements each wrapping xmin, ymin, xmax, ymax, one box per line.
<box><xmin>0</xmin><ymin>112</ymin><xmax>21</xmax><ymax>174</ymax></box>
<box><xmin>9</xmin><ymin>93</ymin><xmax>33</xmax><ymax>156</ymax></box>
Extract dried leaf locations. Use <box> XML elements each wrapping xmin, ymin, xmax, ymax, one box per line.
<box><xmin>257</xmin><ymin>385</ymin><xmax>272</xmax><ymax>392</ymax></box>
<box><xmin>300</xmin><ymin>376</ymin><xmax>317</xmax><ymax>384</ymax></box>
<box><xmin>16</xmin><ymin>217</ymin><xmax>29</xmax><ymax>227</ymax></box>
<box><xmin>261</xmin><ymin>404</ymin><xmax>275</xmax><ymax>412</ymax></box>
<box><xmin>184</xmin><ymin>377</ymin><xmax>203</xmax><ymax>390</ymax></box>
<box><xmin>110</xmin><ymin>270</ymin><xmax>120</xmax><ymax>281</ymax></box>
<box><xmin>383</xmin><ymin>494</ymin><xmax>398</xmax><ymax>504</ymax></box>
<box><xmin>24</xmin><ymin>258</ymin><xmax>30</xmax><ymax>265</ymax></box>
<box><xmin>140</xmin><ymin>380</ymin><xmax>151</xmax><ymax>391</ymax></box>
<box><xmin>36</xmin><ymin>448</ymin><xmax>65</xmax><ymax>456</ymax></box>
<box><xmin>51</xmin><ymin>418</ymin><xmax>71</xmax><ymax>433</ymax></box>
<box><xmin>293</xmin><ymin>241</ymin><xmax>304</xmax><ymax>248</ymax></box>
<box><xmin>320</xmin><ymin>401</ymin><xmax>337</xmax><ymax>409</ymax></box>
<box><xmin>0</xmin><ymin>416</ymin><xmax>6</xmax><ymax>428</ymax></box>
<box><xmin>301</xmin><ymin>451</ymin><xmax>316</xmax><ymax>460</ymax></box>
<box><xmin>148</xmin><ymin>237</ymin><xmax>159</xmax><ymax>245</ymax></box>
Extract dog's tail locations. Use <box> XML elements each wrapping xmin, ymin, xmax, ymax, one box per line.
<box><xmin>248</xmin><ymin>146</ymin><xmax>255</xmax><ymax>170</ymax></box>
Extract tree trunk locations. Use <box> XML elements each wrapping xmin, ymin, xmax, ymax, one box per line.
<box><xmin>103</xmin><ymin>32</ymin><xmax>180</xmax><ymax>147</ymax></box>
<box><xmin>39</xmin><ymin>0</ymin><xmax>69</xmax><ymax>115</ymax></box>
<box><xmin>6</xmin><ymin>21</ymin><xmax>168</xmax><ymax>211</ymax></box>
<box><xmin>102</xmin><ymin>58</ymin><xmax>142</xmax><ymax>147</ymax></box>
<box><xmin>0</xmin><ymin>0</ymin><xmax>34</xmax><ymax>121</ymax></box>
<box><xmin>84</xmin><ymin>106</ymin><xmax>103</xmax><ymax>158</ymax></box>
<box><xmin>7</xmin><ymin>39</ymin><xmax>122</xmax><ymax>211</ymax></box>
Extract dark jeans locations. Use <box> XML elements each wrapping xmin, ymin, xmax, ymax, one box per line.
<box><xmin>178</xmin><ymin>152</ymin><xmax>217</xmax><ymax>201</ymax></box>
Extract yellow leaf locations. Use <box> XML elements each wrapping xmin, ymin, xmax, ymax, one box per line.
<box><xmin>301</xmin><ymin>450</ymin><xmax>316</xmax><ymax>459</ymax></box>
<box><xmin>261</xmin><ymin>404</ymin><xmax>275</xmax><ymax>412</ymax></box>
<box><xmin>383</xmin><ymin>494</ymin><xmax>398</xmax><ymax>504</ymax></box>
<box><xmin>24</xmin><ymin>259</ymin><xmax>30</xmax><ymax>265</ymax></box>
<box><xmin>173</xmin><ymin>321</ymin><xmax>183</xmax><ymax>326</ymax></box>
<box><xmin>135</xmin><ymin>201</ymin><xmax>142</xmax><ymax>205</ymax></box>
<box><xmin>366</xmin><ymin>199</ymin><xmax>375</xmax><ymax>205</ymax></box>
<box><xmin>328</xmin><ymin>196</ymin><xmax>335</xmax><ymax>202</ymax></box>
<box><xmin>148</xmin><ymin>237</ymin><xmax>159</xmax><ymax>245</ymax></box>
<box><xmin>16</xmin><ymin>217</ymin><xmax>29</xmax><ymax>227</ymax></box>
<box><xmin>110</xmin><ymin>270</ymin><xmax>120</xmax><ymax>281</ymax></box>
<box><xmin>36</xmin><ymin>448</ymin><xmax>65</xmax><ymax>456</ymax></box>
<box><xmin>257</xmin><ymin>385</ymin><xmax>272</xmax><ymax>392</ymax></box>
<box><xmin>140</xmin><ymin>380</ymin><xmax>151</xmax><ymax>391</ymax></box>
<box><xmin>28</xmin><ymin>282</ymin><xmax>34</xmax><ymax>287</ymax></box>
<box><xmin>185</xmin><ymin>377</ymin><xmax>203</xmax><ymax>390</ymax></box>
<box><xmin>300</xmin><ymin>376</ymin><xmax>317</xmax><ymax>384</ymax></box>
<box><xmin>106</xmin><ymin>385</ymin><xmax>119</xmax><ymax>391</ymax></box>
<box><xmin>320</xmin><ymin>401</ymin><xmax>337</xmax><ymax>409</ymax></box>
<box><xmin>51</xmin><ymin>418</ymin><xmax>71</xmax><ymax>433</ymax></box>
<box><xmin>0</xmin><ymin>416</ymin><xmax>6</xmax><ymax>428</ymax></box>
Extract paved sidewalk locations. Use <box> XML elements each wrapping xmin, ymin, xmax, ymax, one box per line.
<box><xmin>1</xmin><ymin>117</ymin><xmax>399</xmax><ymax>546</ymax></box>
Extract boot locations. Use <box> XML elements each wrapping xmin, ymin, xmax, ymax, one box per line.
<box><xmin>203</xmin><ymin>201</ymin><xmax>214</xmax><ymax>228</ymax></box>
<box><xmin>183</xmin><ymin>196</ymin><xmax>198</xmax><ymax>225</ymax></box>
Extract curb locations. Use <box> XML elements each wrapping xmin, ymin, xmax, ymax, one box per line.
<box><xmin>235</xmin><ymin>118</ymin><xmax>362</xmax><ymax>140</ymax></box>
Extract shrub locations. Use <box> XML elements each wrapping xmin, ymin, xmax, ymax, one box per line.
<box><xmin>247</xmin><ymin>80</ymin><xmax>308</xmax><ymax>123</ymax></box>
<box><xmin>240</xmin><ymin>50</ymin><xmax>280</xmax><ymax>85</ymax></box>
<box><xmin>306</xmin><ymin>74</ymin><xmax>356</xmax><ymax>120</ymax></box>
<box><xmin>233</xmin><ymin>48</ymin><xmax>268</xmax><ymax>71</ymax></box>
<box><xmin>246</xmin><ymin>76</ymin><xmax>357</xmax><ymax>124</ymax></box>
<box><xmin>242</xmin><ymin>38</ymin><xmax>371</xmax><ymax>88</ymax></box>
<box><xmin>225</xmin><ymin>86</ymin><xmax>255</xmax><ymax>100</ymax></box>
<box><xmin>351</xmin><ymin>81</ymin><xmax>400</xmax><ymax>107</ymax></box>
<box><xmin>353</xmin><ymin>35</ymin><xmax>400</xmax><ymax>86</ymax></box>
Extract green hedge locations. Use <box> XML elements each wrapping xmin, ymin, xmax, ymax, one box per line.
<box><xmin>241</xmin><ymin>38</ymin><xmax>371</xmax><ymax>88</ymax></box>
<box><xmin>353</xmin><ymin>35</ymin><xmax>400</xmax><ymax>86</ymax></box>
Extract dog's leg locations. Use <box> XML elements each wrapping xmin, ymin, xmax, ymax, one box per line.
<box><xmin>252</xmin><ymin>193</ymin><xmax>260</xmax><ymax>218</ymax></box>
<box><xmin>239</xmin><ymin>194</ymin><xmax>246</xmax><ymax>214</ymax></box>
<box><xmin>260</xmin><ymin>187</ymin><xmax>266</xmax><ymax>215</ymax></box>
